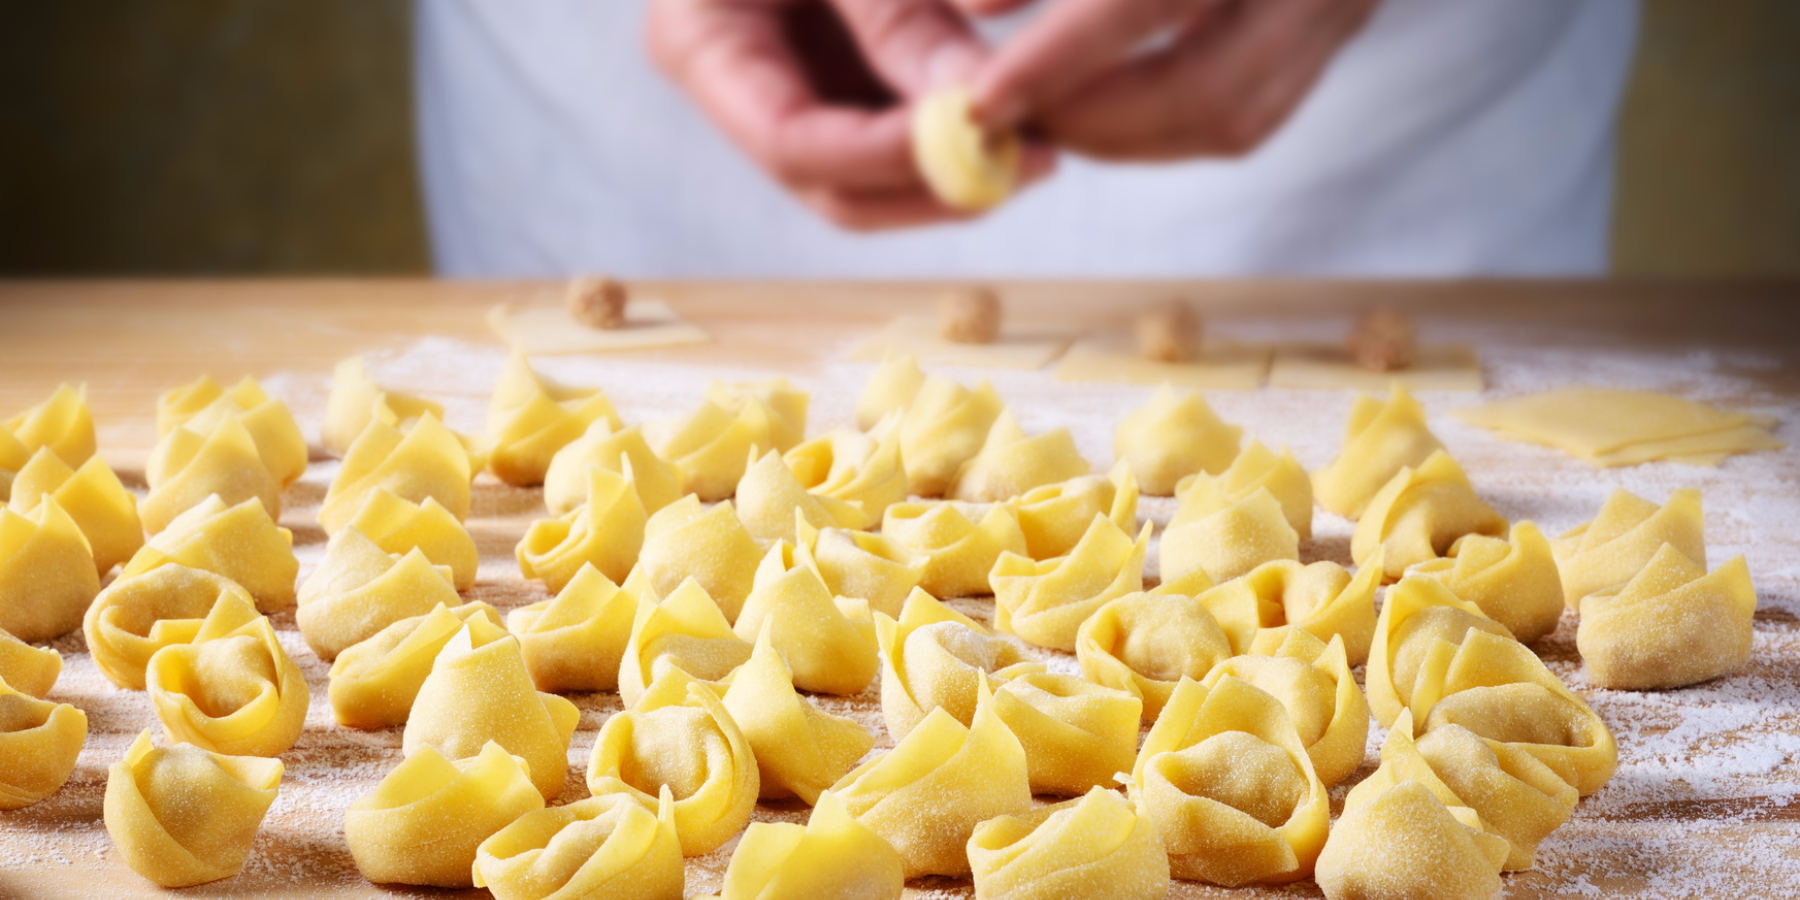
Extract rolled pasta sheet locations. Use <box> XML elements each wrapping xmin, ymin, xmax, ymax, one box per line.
<box><xmin>855</xmin><ymin>353</ymin><xmax>925</xmax><ymax>432</ymax></box>
<box><xmin>474</xmin><ymin>787</ymin><xmax>684</xmax><ymax>900</ymax></box>
<box><xmin>1312</xmin><ymin>384</ymin><xmax>1445</xmax><ymax>520</ymax></box>
<box><xmin>796</xmin><ymin>517</ymin><xmax>925</xmax><ymax>619</ymax></box>
<box><xmin>322</xmin><ymin>354</ymin><xmax>444</xmax><ymax>458</ymax></box>
<box><xmin>508</xmin><ymin>564</ymin><xmax>639</xmax><ymax>693</ymax></box>
<box><xmin>1075</xmin><ymin>591</ymin><xmax>1232</xmax><ymax>723</ymax></box>
<box><xmin>783</xmin><ymin>423</ymin><xmax>906</xmax><ymax>531</ymax></box>
<box><xmin>141</xmin><ymin>415</ymin><xmax>282</xmax><ymax>536</ymax></box>
<box><xmin>1314</xmin><ymin>779</ymin><xmax>1508</xmax><ymax>900</ymax></box>
<box><xmin>0</xmin><ymin>498</ymin><xmax>100</xmax><ymax>642</ymax></box>
<box><xmin>0</xmin><ymin>627</ymin><xmax>61</xmax><ymax>699</ymax></box>
<box><xmin>911</xmin><ymin>87</ymin><xmax>1020</xmax><ymax>211</ymax></box>
<box><xmin>899</xmin><ymin>375</ymin><xmax>1004</xmax><ymax>497</ymax></box>
<box><xmin>617</xmin><ymin>578</ymin><xmax>752</xmax><ymax>709</ymax></box>
<box><xmin>487</xmin><ymin>351</ymin><xmax>622</xmax><ymax>487</ymax></box>
<box><xmin>1352</xmin><ymin>450</ymin><xmax>1508</xmax><ymax>581</ymax></box>
<box><xmin>951</xmin><ymin>410</ymin><xmax>1090</xmax><ymax>503</ymax></box>
<box><xmin>992</xmin><ymin>670</ymin><xmax>1141</xmax><ymax>797</ymax></box>
<box><xmin>121</xmin><ymin>494</ymin><xmax>298</xmax><ymax>613</ymax></box>
<box><xmin>1554</xmin><ymin>487</ymin><xmax>1705</xmax><ymax>608</ymax></box>
<box><xmin>733</xmin><ymin>542</ymin><xmax>877</xmax><ymax>695</ymax></box>
<box><xmin>328</xmin><ymin>601</ymin><xmax>507</xmax><ymax>729</ymax></box>
<box><xmin>587</xmin><ymin>675</ymin><xmax>760</xmax><ymax>856</ymax></box>
<box><xmin>876</xmin><ymin>589</ymin><xmax>1029</xmax><ymax>739</ymax></box>
<box><xmin>145</xmin><ymin>591</ymin><xmax>308</xmax><ymax>758</ymax></box>
<box><xmin>881</xmin><ymin>501</ymin><xmax>1027</xmax><ymax>599</ymax></box>
<box><xmin>544</xmin><ymin>421</ymin><xmax>684</xmax><ymax>516</ymax></box>
<box><xmin>1578</xmin><ymin>543</ymin><xmax>1756</xmax><ymax>690</ymax></box>
<box><xmin>9</xmin><ymin>448</ymin><xmax>142</xmax><ymax>574</ymax></box>
<box><xmin>1179</xmin><ymin>440</ymin><xmax>1313</xmax><ymax>541</ymax></box>
<box><xmin>297</xmin><ymin>532</ymin><xmax>461</xmax><ymax>661</ymax></box>
<box><xmin>1202</xmin><ymin>630</ymin><xmax>1369</xmax><ymax>789</ymax></box>
<box><xmin>715</xmin><ymin>789</ymin><xmax>902</xmax><ymax>900</ymax></box>
<box><xmin>990</xmin><ymin>515</ymin><xmax>1151</xmax><ymax>652</ymax></box>
<box><xmin>722</xmin><ymin>624</ymin><xmax>874</xmax><ymax>803</ymax></box>
<box><xmin>156</xmin><ymin>376</ymin><xmax>307</xmax><ymax>488</ymax></box>
<box><xmin>831</xmin><ymin>677</ymin><xmax>1031</xmax><ymax>879</ymax></box>
<box><xmin>103</xmin><ymin>730</ymin><xmax>282</xmax><ymax>887</ymax></box>
<box><xmin>404</xmin><ymin>625</ymin><xmax>580</xmax><ymax>801</ymax></box>
<box><xmin>644</xmin><ymin>399</ymin><xmax>778</xmax><ymax>502</ymax></box>
<box><xmin>1007</xmin><ymin>461</ymin><xmax>1139</xmax><ymax>561</ymax></box>
<box><xmin>339</xmin><ymin>488</ymin><xmax>478</xmax><ymax>590</ymax></box>
<box><xmin>1160</xmin><ymin>486</ymin><xmax>1300</xmax><ymax>585</ymax></box>
<box><xmin>1409</xmin><ymin>522</ymin><xmax>1564</xmax><ymax>643</ymax></box>
<box><xmin>518</xmin><ymin>465</ymin><xmax>648</xmax><ymax>591</ymax></box>
<box><xmin>735</xmin><ymin>449</ymin><xmax>864</xmax><ymax>544</ymax></box>
<box><xmin>1114</xmin><ymin>384</ymin><xmax>1242</xmax><ymax>497</ymax></box>
<box><xmin>1195</xmin><ymin>557</ymin><xmax>1381</xmax><ymax>665</ymax></box>
<box><xmin>347</xmin><ymin>741</ymin><xmax>544</xmax><ymax>888</ymax></box>
<box><xmin>84</xmin><ymin>565</ymin><xmax>250</xmax><ymax>690</ymax></box>
<box><xmin>635</xmin><ymin>496</ymin><xmax>761</xmax><ymax>622</ymax></box>
<box><xmin>5</xmin><ymin>383</ymin><xmax>96</xmax><ymax>467</ymax></box>
<box><xmin>0</xmin><ymin>675</ymin><xmax>86</xmax><ymax>809</ymax></box>
<box><xmin>705</xmin><ymin>378</ymin><xmax>809</xmax><ymax>454</ymax></box>
<box><xmin>967</xmin><ymin>787</ymin><xmax>1169</xmax><ymax>900</ymax></box>
<box><xmin>320</xmin><ymin>413</ymin><xmax>476</xmax><ymax>534</ymax></box>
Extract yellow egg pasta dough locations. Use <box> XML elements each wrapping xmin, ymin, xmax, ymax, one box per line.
<box><xmin>968</xmin><ymin>787</ymin><xmax>1170</xmax><ymax>900</ymax></box>
<box><xmin>0</xmin><ymin>498</ymin><xmax>101</xmax><ymax>642</ymax></box>
<box><xmin>346</xmin><ymin>741</ymin><xmax>544</xmax><ymax>888</ymax></box>
<box><xmin>122</xmin><ymin>494</ymin><xmax>298</xmax><ymax>613</ymax></box>
<box><xmin>103</xmin><ymin>731</ymin><xmax>283</xmax><ymax>887</ymax></box>
<box><xmin>990</xmin><ymin>515</ymin><xmax>1151</xmax><ymax>652</ymax></box>
<box><xmin>474</xmin><ymin>787</ymin><xmax>684</xmax><ymax>900</ymax></box>
<box><xmin>722</xmin><ymin>624</ymin><xmax>874</xmax><ymax>803</ymax></box>
<box><xmin>8</xmin><ymin>448</ymin><xmax>142</xmax><ymax>574</ymax></box>
<box><xmin>145</xmin><ymin>591</ymin><xmax>308</xmax><ymax>758</ymax></box>
<box><xmin>1578</xmin><ymin>544</ymin><xmax>1756</xmax><ymax>689</ymax></box>
<box><xmin>85</xmin><ymin>565</ymin><xmax>251</xmax><ymax>690</ymax></box>
<box><xmin>0</xmin><ymin>675</ymin><xmax>86</xmax><ymax>809</ymax></box>
<box><xmin>1313</xmin><ymin>384</ymin><xmax>1445</xmax><ymax>520</ymax></box>
<box><xmin>1076</xmin><ymin>590</ymin><xmax>1233</xmax><ymax>722</ymax></box>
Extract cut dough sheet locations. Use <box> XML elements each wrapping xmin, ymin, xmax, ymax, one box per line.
<box><xmin>1455</xmin><ymin>387</ymin><xmax>1784</xmax><ymax>466</ymax></box>
<box><xmin>1268</xmin><ymin>343</ymin><xmax>1484</xmax><ymax>391</ymax></box>
<box><xmin>1052</xmin><ymin>335</ymin><xmax>1270</xmax><ymax>390</ymax></box>
<box><xmin>1589</xmin><ymin>424</ymin><xmax>1786</xmax><ymax>467</ymax></box>
<box><xmin>487</xmin><ymin>300</ymin><xmax>711</xmax><ymax>354</ymax></box>
<box><xmin>850</xmin><ymin>314</ymin><xmax>1073</xmax><ymax>370</ymax></box>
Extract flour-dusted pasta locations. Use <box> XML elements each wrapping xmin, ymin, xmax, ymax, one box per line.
<box><xmin>146</xmin><ymin>591</ymin><xmax>307</xmax><ymax>757</ymax></box>
<box><xmin>1365</xmin><ymin>575</ymin><xmax>1513</xmax><ymax>726</ymax></box>
<box><xmin>322</xmin><ymin>354</ymin><xmax>445</xmax><ymax>457</ymax></box>
<box><xmin>0</xmin><ymin>627</ymin><xmax>61</xmax><ymax>699</ymax></box>
<box><xmin>1314</xmin><ymin>779</ymin><xmax>1508</xmax><ymax>900</ymax></box>
<box><xmin>296</xmin><ymin>530</ymin><xmax>461</xmax><ymax>661</ymax></box>
<box><xmin>85</xmin><ymin>565</ymin><xmax>250</xmax><ymax>690</ymax></box>
<box><xmin>1554</xmin><ymin>487</ymin><xmax>1704</xmax><ymax>608</ymax></box>
<box><xmin>1180</xmin><ymin>440</ymin><xmax>1313</xmax><ymax>541</ymax></box>
<box><xmin>856</xmin><ymin>354</ymin><xmax>926</xmax><ymax>431</ymax></box>
<box><xmin>1076</xmin><ymin>590</ymin><xmax>1233</xmax><ymax>722</ymax></box>
<box><xmin>1312</xmin><ymin>384</ymin><xmax>1445</xmax><ymax>520</ymax></box>
<box><xmin>990</xmin><ymin>515</ymin><xmax>1151</xmax><ymax>651</ymax></box>
<box><xmin>796</xmin><ymin>516</ymin><xmax>926</xmax><ymax>618</ymax></box>
<box><xmin>338</xmin><ymin>487</ymin><xmax>478</xmax><ymax>590</ymax></box>
<box><xmin>992</xmin><ymin>669</ymin><xmax>1141</xmax><ymax>796</ymax></box>
<box><xmin>0</xmin><ymin>426</ymin><xmax>27</xmax><ymax>503</ymax></box>
<box><xmin>712</xmin><ymin>789</ymin><xmax>901</xmax><ymax>900</ymax></box>
<box><xmin>733</xmin><ymin>541</ymin><xmax>878</xmax><ymax>695</ymax></box>
<box><xmin>347</xmin><ymin>741</ymin><xmax>545</xmax><ymax>888</ymax></box>
<box><xmin>1196</xmin><ymin>557</ymin><xmax>1382</xmax><ymax>664</ymax></box>
<box><xmin>103</xmin><ymin>730</ymin><xmax>283</xmax><ymax>887</ymax></box>
<box><xmin>1352</xmin><ymin>450</ymin><xmax>1507</xmax><ymax>580</ymax></box>
<box><xmin>0</xmin><ymin>498</ymin><xmax>100</xmax><ymax>641</ymax></box>
<box><xmin>1202</xmin><ymin>630</ymin><xmax>1369</xmax><ymax>789</ymax></box>
<box><xmin>8</xmin><ymin>448</ymin><xmax>141</xmax><ymax>573</ymax></box>
<box><xmin>707</xmin><ymin>377</ymin><xmax>809</xmax><ymax>452</ymax></box>
<box><xmin>518</xmin><ymin>465</ymin><xmax>647</xmax><ymax>591</ymax></box>
<box><xmin>968</xmin><ymin>787</ymin><xmax>1169</xmax><ymax>900</ymax></box>
<box><xmin>618</xmin><ymin>578</ymin><xmax>754</xmax><ymax>708</ymax></box>
<box><xmin>588</xmin><ymin>674</ymin><xmax>760</xmax><ymax>856</ymax></box>
<box><xmin>328</xmin><ymin>602</ymin><xmax>507</xmax><ymax>729</ymax></box>
<box><xmin>0</xmin><ymin>675</ymin><xmax>86</xmax><ymax>809</ymax></box>
<box><xmin>544</xmin><ymin>421</ymin><xmax>685</xmax><ymax>516</ymax></box>
<box><xmin>876</xmin><ymin>589</ymin><xmax>1029</xmax><ymax>739</ymax></box>
<box><xmin>405</xmin><ymin>625</ymin><xmax>581</xmax><ymax>801</ymax></box>
<box><xmin>487</xmin><ymin>351</ymin><xmax>621</xmax><ymax>487</ymax></box>
<box><xmin>1410</xmin><ymin>522</ymin><xmax>1564</xmax><ymax>643</ymax></box>
<box><xmin>155</xmin><ymin>375</ymin><xmax>307</xmax><ymax>488</ymax></box>
<box><xmin>722</xmin><ymin>624</ymin><xmax>874</xmax><ymax>803</ymax></box>
<box><xmin>911</xmin><ymin>87</ymin><xmax>1020</xmax><ymax>211</ymax></box>
<box><xmin>508</xmin><ymin>564</ymin><xmax>640</xmax><ymax>693</ymax></box>
<box><xmin>320</xmin><ymin>413</ymin><xmax>476</xmax><ymax>534</ymax></box>
<box><xmin>1007</xmin><ymin>461</ymin><xmax>1139</xmax><ymax>561</ymax></box>
<box><xmin>474</xmin><ymin>788</ymin><xmax>683</xmax><ymax>900</ymax></box>
<box><xmin>4</xmin><ymin>383</ymin><xmax>96</xmax><ymax>468</ymax></box>
<box><xmin>122</xmin><ymin>494</ymin><xmax>298</xmax><ymax>612</ymax></box>
<box><xmin>899</xmin><ymin>375</ymin><xmax>1004</xmax><ymax>497</ymax></box>
<box><xmin>635</xmin><ymin>495</ymin><xmax>761</xmax><ymax>622</ymax></box>
<box><xmin>1160</xmin><ymin>485</ymin><xmax>1300</xmax><ymax>585</ymax></box>
<box><xmin>1133</xmin><ymin>676</ymin><xmax>1329</xmax><ymax>886</ymax></box>
<box><xmin>736</xmin><ymin>449</ymin><xmax>864</xmax><ymax>543</ymax></box>
<box><xmin>1113</xmin><ymin>384</ymin><xmax>1242</xmax><ymax>496</ymax></box>
<box><xmin>1578</xmin><ymin>543</ymin><xmax>1756</xmax><ymax>689</ymax></box>
<box><xmin>882</xmin><ymin>501</ymin><xmax>1027</xmax><ymax>598</ymax></box>
<box><xmin>952</xmin><ymin>409</ymin><xmax>1091</xmax><ymax>503</ymax></box>
<box><xmin>140</xmin><ymin>415</ymin><xmax>281</xmax><ymax>535</ymax></box>
<box><xmin>782</xmin><ymin>422</ymin><xmax>907</xmax><ymax>531</ymax></box>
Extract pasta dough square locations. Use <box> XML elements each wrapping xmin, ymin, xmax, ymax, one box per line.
<box><xmin>852</xmin><ymin>315</ymin><xmax>1074</xmax><ymax>370</ymax></box>
<box><xmin>1269</xmin><ymin>343</ymin><xmax>1483</xmax><ymax>391</ymax></box>
<box><xmin>487</xmin><ymin>300</ymin><xmax>711</xmax><ymax>354</ymax></box>
<box><xmin>1054</xmin><ymin>336</ymin><xmax>1270</xmax><ymax>389</ymax></box>
<box><xmin>1454</xmin><ymin>387</ymin><xmax>1783</xmax><ymax>464</ymax></box>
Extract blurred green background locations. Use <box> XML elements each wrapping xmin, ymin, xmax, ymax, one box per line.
<box><xmin>1</xmin><ymin>0</ymin><xmax>1796</xmax><ymax>277</ymax></box>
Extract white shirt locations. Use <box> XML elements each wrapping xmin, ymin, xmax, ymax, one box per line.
<box><xmin>416</xmin><ymin>0</ymin><xmax>1639</xmax><ymax>278</ymax></box>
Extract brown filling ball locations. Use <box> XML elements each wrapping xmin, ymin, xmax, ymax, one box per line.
<box><xmin>1347</xmin><ymin>306</ymin><xmax>1417</xmax><ymax>372</ymax></box>
<box><xmin>940</xmin><ymin>286</ymin><xmax>1002</xmax><ymax>344</ymax></box>
<box><xmin>565</xmin><ymin>276</ymin><xmax>629</xmax><ymax>330</ymax></box>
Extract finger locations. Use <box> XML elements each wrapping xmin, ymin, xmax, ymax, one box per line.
<box><xmin>947</xmin><ymin>0</ymin><xmax>1037</xmax><ymax>17</ymax></box>
<box><xmin>830</xmin><ymin>0</ymin><xmax>991</xmax><ymax>95</ymax></box>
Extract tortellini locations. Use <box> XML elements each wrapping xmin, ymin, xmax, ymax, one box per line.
<box><xmin>5</xmin><ymin>383</ymin><xmax>96</xmax><ymax>468</ymax></box>
<box><xmin>1352</xmin><ymin>450</ymin><xmax>1507</xmax><ymax>580</ymax></box>
<box><xmin>1577</xmin><ymin>543</ymin><xmax>1756</xmax><ymax>689</ymax></box>
<box><xmin>320</xmin><ymin>413</ymin><xmax>476</xmax><ymax>534</ymax></box>
<box><xmin>618</xmin><ymin>578</ymin><xmax>753</xmax><ymax>709</ymax></box>
<box><xmin>899</xmin><ymin>375</ymin><xmax>1004</xmax><ymax>497</ymax></box>
<box><xmin>912</xmin><ymin>86</ymin><xmax>1020</xmax><ymax>211</ymax></box>
<box><xmin>1365</xmin><ymin>576</ymin><xmax>1515</xmax><ymax>725</ymax></box>
<box><xmin>968</xmin><ymin>787</ymin><xmax>1169</xmax><ymax>900</ymax></box>
<box><xmin>8</xmin><ymin>448</ymin><xmax>142</xmax><ymax>573</ymax></box>
<box><xmin>733</xmin><ymin>541</ymin><xmax>878</xmax><ymax>695</ymax></box>
<box><xmin>1007</xmin><ymin>461</ymin><xmax>1139</xmax><ymax>561</ymax></box>
<box><xmin>0</xmin><ymin>498</ymin><xmax>100</xmax><ymax>642</ymax></box>
<box><xmin>1113</xmin><ymin>383</ymin><xmax>1242</xmax><ymax>496</ymax></box>
<box><xmin>990</xmin><ymin>514</ymin><xmax>1151</xmax><ymax>651</ymax></box>
<box><xmin>121</xmin><ymin>494</ymin><xmax>298</xmax><ymax>613</ymax></box>
<box><xmin>1312</xmin><ymin>384</ymin><xmax>1445</xmax><ymax>519</ymax></box>
<box><xmin>140</xmin><ymin>414</ymin><xmax>281</xmax><ymax>536</ymax></box>
<box><xmin>707</xmin><ymin>377</ymin><xmax>809</xmax><ymax>453</ymax></box>
<box><xmin>712</xmin><ymin>789</ymin><xmax>903</xmax><ymax>900</ymax></box>
<box><xmin>876</xmin><ymin>589</ymin><xmax>1028</xmax><ymax>739</ymax></box>
<box><xmin>347</xmin><ymin>741</ymin><xmax>545</xmax><ymax>888</ymax></box>
<box><xmin>0</xmin><ymin>426</ymin><xmax>27</xmax><ymax>502</ymax></box>
<box><xmin>735</xmin><ymin>449</ymin><xmax>864</xmax><ymax>543</ymax></box>
<box><xmin>85</xmin><ymin>564</ymin><xmax>251</xmax><ymax>690</ymax></box>
<box><xmin>146</xmin><ymin>591</ymin><xmax>308</xmax><ymax>757</ymax></box>
<box><xmin>474</xmin><ymin>788</ymin><xmax>683</xmax><ymax>900</ymax></box>
<box><xmin>328</xmin><ymin>601</ymin><xmax>507</xmax><ymax>729</ymax></box>
<box><xmin>1195</xmin><ymin>557</ymin><xmax>1381</xmax><ymax>664</ymax></box>
<box><xmin>722</xmin><ymin>624</ymin><xmax>874</xmax><ymax>803</ymax></box>
<box><xmin>103</xmin><ymin>730</ymin><xmax>283</xmax><ymax>887</ymax></box>
<box><xmin>508</xmin><ymin>564</ymin><xmax>639</xmax><ymax>693</ymax></box>
<box><xmin>635</xmin><ymin>495</ymin><xmax>761</xmax><ymax>622</ymax></box>
<box><xmin>0</xmin><ymin>675</ymin><xmax>86</xmax><ymax>809</ymax></box>
<box><xmin>587</xmin><ymin>674</ymin><xmax>760</xmax><ymax>856</ymax></box>
<box><xmin>1133</xmin><ymin>676</ymin><xmax>1329</xmax><ymax>886</ymax></box>
<box><xmin>1160</xmin><ymin>485</ymin><xmax>1299</xmax><ymax>585</ymax></box>
<box><xmin>338</xmin><ymin>487</ymin><xmax>478</xmax><ymax>590</ymax></box>
<box><xmin>517</xmin><ymin>465</ymin><xmax>648</xmax><ymax>590</ymax></box>
<box><xmin>881</xmin><ymin>501</ymin><xmax>1027</xmax><ymax>599</ymax></box>
<box><xmin>795</xmin><ymin>517</ymin><xmax>926</xmax><ymax>618</ymax></box>
<box><xmin>322</xmin><ymin>354</ymin><xmax>444</xmax><ymax>457</ymax></box>
<box><xmin>404</xmin><ymin>625</ymin><xmax>581</xmax><ymax>801</ymax></box>
<box><xmin>544</xmin><ymin>420</ymin><xmax>684</xmax><ymax>516</ymax></box>
<box><xmin>1409</xmin><ymin>522</ymin><xmax>1564</xmax><ymax>643</ymax></box>
<box><xmin>1554</xmin><ymin>487</ymin><xmax>1704</xmax><ymax>608</ymax></box>
<box><xmin>952</xmin><ymin>409</ymin><xmax>1091</xmax><ymax>502</ymax></box>
<box><xmin>1075</xmin><ymin>590</ymin><xmax>1233</xmax><ymax>722</ymax></box>
<box><xmin>780</xmin><ymin>423</ymin><xmax>907</xmax><ymax>531</ymax></box>
<box><xmin>0</xmin><ymin>627</ymin><xmax>61</xmax><ymax>699</ymax></box>
<box><xmin>155</xmin><ymin>374</ymin><xmax>307</xmax><ymax>487</ymax></box>
<box><xmin>488</xmin><ymin>351</ymin><xmax>621</xmax><ymax>486</ymax></box>
<box><xmin>992</xmin><ymin>669</ymin><xmax>1141</xmax><ymax>796</ymax></box>
<box><xmin>297</xmin><ymin>529</ymin><xmax>462</xmax><ymax>661</ymax></box>
<box><xmin>645</xmin><ymin>398</ymin><xmax>780</xmax><ymax>502</ymax></box>
<box><xmin>855</xmin><ymin>353</ymin><xmax>925</xmax><ymax>431</ymax></box>
<box><xmin>831</xmin><ymin>677</ymin><xmax>1031</xmax><ymax>879</ymax></box>
<box><xmin>1200</xmin><ymin>629</ymin><xmax>1369</xmax><ymax>788</ymax></box>
<box><xmin>1314</xmin><ymin>779</ymin><xmax>1508</xmax><ymax>900</ymax></box>
<box><xmin>1182</xmin><ymin>440</ymin><xmax>1313</xmax><ymax>541</ymax></box>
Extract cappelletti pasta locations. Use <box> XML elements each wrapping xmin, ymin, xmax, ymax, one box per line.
<box><xmin>328</xmin><ymin>601</ymin><xmax>507</xmax><ymax>729</ymax></box>
<box><xmin>899</xmin><ymin>375</ymin><xmax>1004</xmax><ymax>497</ymax></box>
<box><xmin>1076</xmin><ymin>590</ymin><xmax>1233</xmax><ymax>722</ymax></box>
<box><xmin>617</xmin><ymin>577</ymin><xmax>754</xmax><ymax>708</ymax></box>
<box><xmin>1577</xmin><ymin>543</ymin><xmax>1756</xmax><ymax>689</ymax></box>
<box><xmin>544</xmin><ymin>420</ymin><xmax>684</xmax><ymax>516</ymax></box>
<box><xmin>1352</xmin><ymin>450</ymin><xmax>1507</xmax><ymax>580</ymax></box>
<box><xmin>967</xmin><ymin>787</ymin><xmax>1169</xmax><ymax>900</ymax></box>
<box><xmin>508</xmin><ymin>563</ymin><xmax>640</xmax><ymax>693</ymax></box>
<box><xmin>722</xmin><ymin>623</ymin><xmax>874</xmax><ymax>803</ymax></box>
<box><xmin>0</xmin><ymin>497</ymin><xmax>100</xmax><ymax>642</ymax></box>
<box><xmin>1114</xmin><ymin>383</ymin><xmax>1242</xmax><ymax>496</ymax></box>
<box><xmin>795</xmin><ymin>516</ymin><xmax>926</xmax><ymax>618</ymax></box>
<box><xmin>145</xmin><ymin>591</ymin><xmax>308</xmax><ymax>758</ymax></box>
<box><xmin>990</xmin><ymin>514</ymin><xmax>1151</xmax><ymax>652</ymax></box>
<box><xmin>1554</xmin><ymin>487</ymin><xmax>1705</xmax><ymax>608</ymax></box>
<box><xmin>991</xmin><ymin>669</ymin><xmax>1141</xmax><ymax>796</ymax></box>
<box><xmin>876</xmin><ymin>588</ymin><xmax>1028</xmax><ymax>739</ymax></box>
<box><xmin>155</xmin><ymin>375</ymin><xmax>307</xmax><ymax>487</ymax></box>
<box><xmin>712</xmin><ymin>789</ymin><xmax>903</xmax><ymax>900</ymax></box>
<box><xmin>1313</xmin><ymin>384</ymin><xmax>1445</xmax><ymax>520</ymax></box>
<box><xmin>882</xmin><ymin>501</ymin><xmax>1027</xmax><ymax>599</ymax></box>
<box><xmin>103</xmin><ymin>730</ymin><xmax>283</xmax><ymax>887</ymax></box>
<box><xmin>635</xmin><ymin>495</ymin><xmax>761</xmax><ymax>623</ymax></box>
<box><xmin>732</xmin><ymin>541</ymin><xmax>878</xmax><ymax>695</ymax></box>
<box><xmin>517</xmin><ymin>464</ymin><xmax>648</xmax><ymax>591</ymax></box>
<box><xmin>1180</xmin><ymin>440</ymin><xmax>1312</xmax><ymax>541</ymax></box>
<box><xmin>4</xmin><ymin>383</ymin><xmax>96</xmax><ymax>468</ymax></box>
<box><xmin>296</xmin><ymin>530</ymin><xmax>462</xmax><ymax>661</ymax></box>
<box><xmin>85</xmin><ymin>564</ymin><xmax>252</xmax><ymax>690</ymax></box>
<box><xmin>0</xmin><ymin>626</ymin><xmax>61</xmax><ymax>699</ymax></box>
<box><xmin>0</xmin><ymin>675</ymin><xmax>86</xmax><ymax>809</ymax></box>
<box><xmin>347</xmin><ymin>741</ymin><xmax>544</xmax><ymax>888</ymax></box>
<box><xmin>1007</xmin><ymin>461</ymin><xmax>1139</xmax><ymax>561</ymax></box>
<box><xmin>952</xmin><ymin>409</ymin><xmax>1090</xmax><ymax>503</ymax></box>
<box><xmin>487</xmin><ymin>351</ymin><xmax>621</xmax><ymax>487</ymax></box>
<box><xmin>8</xmin><ymin>448</ymin><xmax>142</xmax><ymax>574</ymax></box>
<box><xmin>1409</xmin><ymin>522</ymin><xmax>1564</xmax><ymax>643</ymax></box>
<box><xmin>322</xmin><ymin>354</ymin><xmax>444</xmax><ymax>457</ymax></box>
<box><xmin>855</xmin><ymin>353</ymin><xmax>925</xmax><ymax>431</ymax></box>
<box><xmin>121</xmin><ymin>494</ymin><xmax>298</xmax><ymax>613</ymax></box>
<box><xmin>141</xmin><ymin>414</ymin><xmax>281</xmax><ymax>536</ymax></box>
<box><xmin>1200</xmin><ymin>629</ymin><xmax>1369</xmax><ymax>789</ymax></box>
<box><xmin>473</xmin><ymin>787</ymin><xmax>683</xmax><ymax>900</ymax></box>
<box><xmin>1195</xmin><ymin>557</ymin><xmax>1382</xmax><ymax>665</ymax></box>
<box><xmin>320</xmin><ymin>413</ymin><xmax>476</xmax><ymax>534</ymax></box>
<box><xmin>1160</xmin><ymin>484</ymin><xmax>1300</xmax><ymax>585</ymax></box>
<box><xmin>338</xmin><ymin>487</ymin><xmax>478</xmax><ymax>590</ymax></box>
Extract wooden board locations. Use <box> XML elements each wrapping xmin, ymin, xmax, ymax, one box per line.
<box><xmin>1</xmin><ymin>279</ymin><xmax>1798</xmax><ymax>899</ymax></box>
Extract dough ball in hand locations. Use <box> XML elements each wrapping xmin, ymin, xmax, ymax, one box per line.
<box><xmin>1347</xmin><ymin>307</ymin><xmax>1416</xmax><ymax>372</ymax></box>
<box><xmin>565</xmin><ymin>276</ymin><xmax>628</xmax><ymax>330</ymax></box>
<box><xmin>1137</xmin><ymin>299</ymin><xmax>1203</xmax><ymax>363</ymax></box>
<box><xmin>941</xmin><ymin>287</ymin><xmax>1001</xmax><ymax>344</ymax></box>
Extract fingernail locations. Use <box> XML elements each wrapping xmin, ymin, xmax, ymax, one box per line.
<box><xmin>926</xmin><ymin>43</ymin><xmax>985</xmax><ymax>89</ymax></box>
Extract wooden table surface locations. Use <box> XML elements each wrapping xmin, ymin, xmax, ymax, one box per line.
<box><xmin>1</xmin><ymin>279</ymin><xmax>1797</xmax><ymax>899</ymax></box>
